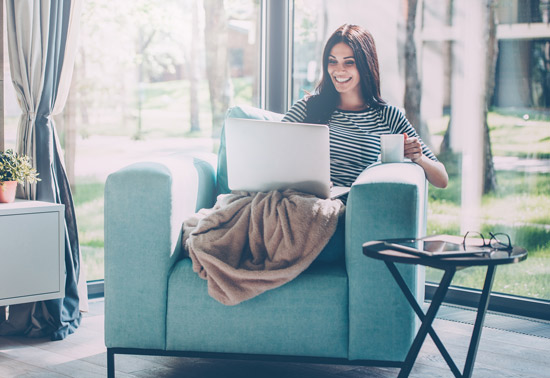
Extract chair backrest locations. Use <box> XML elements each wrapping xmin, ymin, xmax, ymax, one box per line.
<box><xmin>216</xmin><ymin>105</ymin><xmax>284</xmax><ymax>195</ymax></box>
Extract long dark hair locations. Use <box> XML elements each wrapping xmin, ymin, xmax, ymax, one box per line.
<box><xmin>304</xmin><ymin>24</ymin><xmax>386</xmax><ymax>124</ymax></box>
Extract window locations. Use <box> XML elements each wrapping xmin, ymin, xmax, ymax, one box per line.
<box><xmin>290</xmin><ymin>0</ymin><xmax>550</xmax><ymax>304</ymax></box>
<box><xmin>52</xmin><ymin>0</ymin><xmax>260</xmax><ymax>281</ymax></box>
<box><xmin>2</xmin><ymin>0</ymin><xmax>548</xmax><ymax>309</ymax></box>
<box><xmin>422</xmin><ymin>0</ymin><xmax>550</xmax><ymax>302</ymax></box>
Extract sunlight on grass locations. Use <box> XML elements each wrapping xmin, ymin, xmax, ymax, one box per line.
<box><xmin>482</xmin><ymin>194</ymin><xmax>550</xmax><ymax>225</ymax></box>
<box><xmin>427</xmin><ymin>168</ymin><xmax>550</xmax><ymax>300</ymax></box>
<box><xmin>76</xmin><ymin>205</ymin><xmax>104</xmax><ymax>245</ymax></box>
<box><xmin>82</xmin><ymin>246</ymin><xmax>105</xmax><ymax>281</ymax></box>
<box><xmin>488</xmin><ymin>113</ymin><xmax>550</xmax><ymax>158</ymax></box>
<box><xmin>426</xmin><ymin>252</ymin><xmax>550</xmax><ymax>299</ymax></box>
<box><xmin>73</xmin><ymin>181</ymin><xmax>105</xmax><ymax>281</ymax></box>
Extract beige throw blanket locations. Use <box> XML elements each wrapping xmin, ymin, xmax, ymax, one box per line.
<box><xmin>182</xmin><ymin>190</ymin><xmax>344</xmax><ymax>306</ymax></box>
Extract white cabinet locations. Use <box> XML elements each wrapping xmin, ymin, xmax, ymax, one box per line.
<box><xmin>0</xmin><ymin>200</ymin><xmax>65</xmax><ymax>306</ymax></box>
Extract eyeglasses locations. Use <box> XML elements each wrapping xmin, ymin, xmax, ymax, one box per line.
<box><xmin>462</xmin><ymin>231</ymin><xmax>512</xmax><ymax>251</ymax></box>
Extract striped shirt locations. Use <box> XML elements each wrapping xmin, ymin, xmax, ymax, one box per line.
<box><xmin>283</xmin><ymin>98</ymin><xmax>437</xmax><ymax>187</ymax></box>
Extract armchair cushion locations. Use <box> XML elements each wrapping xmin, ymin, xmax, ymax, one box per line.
<box><xmin>166</xmin><ymin>258</ymin><xmax>349</xmax><ymax>358</ymax></box>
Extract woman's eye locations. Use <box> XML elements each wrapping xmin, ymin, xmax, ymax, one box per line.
<box><xmin>345</xmin><ymin>60</ymin><xmax>355</xmax><ymax>66</ymax></box>
<box><xmin>328</xmin><ymin>59</ymin><xmax>337</xmax><ymax>65</ymax></box>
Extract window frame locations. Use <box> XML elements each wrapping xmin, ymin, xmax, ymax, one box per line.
<box><xmin>261</xmin><ymin>0</ymin><xmax>292</xmax><ymax>114</ymax></box>
<box><xmin>425</xmin><ymin>284</ymin><xmax>550</xmax><ymax>321</ymax></box>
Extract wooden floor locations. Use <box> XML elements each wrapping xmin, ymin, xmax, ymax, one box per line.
<box><xmin>1</xmin><ymin>299</ymin><xmax>549</xmax><ymax>377</ymax></box>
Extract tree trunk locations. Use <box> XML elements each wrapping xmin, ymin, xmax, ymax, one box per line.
<box><xmin>482</xmin><ymin>0</ymin><xmax>498</xmax><ymax>193</ymax></box>
<box><xmin>135</xmin><ymin>28</ymin><xmax>156</xmax><ymax>140</ymax></box>
<box><xmin>186</xmin><ymin>0</ymin><xmax>200</xmax><ymax>133</ymax></box>
<box><xmin>439</xmin><ymin>0</ymin><xmax>454</xmax><ymax>156</ymax></box>
<box><xmin>78</xmin><ymin>53</ymin><xmax>89</xmax><ymax>128</ymax></box>
<box><xmin>404</xmin><ymin>0</ymin><xmax>432</xmax><ymax>149</ymax></box>
<box><xmin>441</xmin><ymin>0</ymin><xmax>498</xmax><ymax>194</ymax></box>
<box><xmin>203</xmin><ymin>0</ymin><xmax>232</xmax><ymax>138</ymax></box>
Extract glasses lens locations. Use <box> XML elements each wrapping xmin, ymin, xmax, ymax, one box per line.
<box><xmin>490</xmin><ymin>233</ymin><xmax>511</xmax><ymax>250</ymax></box>
<box><xmin>464</xmin><ymin>231</ymin><xmax>486</xmax><ymax>247</ymax></box>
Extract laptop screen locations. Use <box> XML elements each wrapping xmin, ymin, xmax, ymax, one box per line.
<box><xmin>224</xmin><ymin>118</ymin><xmax>332</xmax><ymax>198</ymax></box>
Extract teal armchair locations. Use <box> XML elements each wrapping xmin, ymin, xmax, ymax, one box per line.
<box><xmin>104</xmin><ymin>105</ymin><xmax>427</xmax><ymax>377</ymax></box>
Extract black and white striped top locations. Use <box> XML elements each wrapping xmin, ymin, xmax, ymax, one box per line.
<box><xmin>283</xmin><ymin>98</ymin><xmax>437</xmax><ymax>187</ymax></box>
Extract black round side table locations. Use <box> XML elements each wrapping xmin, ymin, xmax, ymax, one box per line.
<box><xmin>363</xmin><ymin>239</ymin><xmax>527</xmax><ymax>378</ymax></box>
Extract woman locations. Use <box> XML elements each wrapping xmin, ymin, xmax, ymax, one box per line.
<box><xmin>283</xmin><ymin>24</ymin><xmax>448</xmax><ymax>189</ymax></box>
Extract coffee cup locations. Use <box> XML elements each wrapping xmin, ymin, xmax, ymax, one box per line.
<box><xmin>380</xmin><ymin>134</ymin><xmax>404</xmax><ymax>163</ymax></box>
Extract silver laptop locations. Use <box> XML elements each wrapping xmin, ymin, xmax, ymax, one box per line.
<box><xmin>224</xmin><ymin>118</ymin><xmax>350</xmax><ymax>199</ymax></box>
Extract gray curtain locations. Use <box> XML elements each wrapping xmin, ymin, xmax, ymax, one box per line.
<box><xmin>0</xmin><ymin>0</ymin><xmax>84</xmax><ymax>341</ymax></box>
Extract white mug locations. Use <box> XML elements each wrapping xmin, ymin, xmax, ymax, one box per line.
<box><xmin>380</xmin><ymin>134</ymin><xmax>404</xmax><ymax>163</ymax></box>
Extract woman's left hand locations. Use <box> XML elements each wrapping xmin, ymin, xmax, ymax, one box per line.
<box><xmin>404</xmin><ymin>135</ymin><xmax>423</xmax><ymax>163</ymax></box>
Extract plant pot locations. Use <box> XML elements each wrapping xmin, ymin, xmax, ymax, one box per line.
<box><xmin>0</xmin><ymin>181</ymin><xmax>18</xmax><ymax>203</ymax></box>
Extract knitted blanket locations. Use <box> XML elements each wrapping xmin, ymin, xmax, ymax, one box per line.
<box><xmin>182</xmin><ymin>190</ymin><xmax>344</xmax><ymax>305</ymax></box>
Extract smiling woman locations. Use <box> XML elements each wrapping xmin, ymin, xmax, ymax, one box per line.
<box><xmin>284</xmin><ymin>23</ymin><xmax>448</xmax><ymax>190</ymax></box>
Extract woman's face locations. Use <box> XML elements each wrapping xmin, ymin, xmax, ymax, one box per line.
<box><xmin>327</xmin><ymin>42</ymin><xmax>361</xmax><ymax>97</ymax></box>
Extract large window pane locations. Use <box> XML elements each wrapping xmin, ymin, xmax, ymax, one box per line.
<box><xmin>60</xmin><ymin>0</ymin><xmax>261</xmax><ymax>281</ymax></box>
<box><xmin>291</xmin><ymin>0</ymin><xmax>550</xmax><ymax>301</ymax></box>
<box><xmin>423</xmin><ymin>0</ymin><xmax>550</xmax><ymax>301</ymax></box>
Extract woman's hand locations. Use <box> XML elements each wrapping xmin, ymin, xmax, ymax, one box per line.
<box><xmin>403</xmin><ymin>133</ymin><xmax>423</xmax><ymax>163</ymax></box>
<box><xmin>403</xmin><ymin>133</ymin><xmax>448</xmax><ymax>188</ymax></box>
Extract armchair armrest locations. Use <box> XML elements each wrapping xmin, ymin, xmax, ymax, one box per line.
<box><xmin>104</xmin><ymin>157</ymin><xmax>209</xmax><ymax>350</ymax></box>
<box><xmin>192</xmin><ymin>154</ymin><xmax>218</xmax><ymax>211</ymax></box>
<box><xmin>345</xmin><ymin>162</ymin><xmax>427</xmax><ymax>361</ymax></box>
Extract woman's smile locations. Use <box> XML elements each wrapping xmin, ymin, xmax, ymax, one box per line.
<box><xmin>334</xmin><ymin>76</ymin><xmax>352</xmax><ymax>83</ymax></box>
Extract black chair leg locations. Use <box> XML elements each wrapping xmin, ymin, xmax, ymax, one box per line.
<box><xmin>107</xmin><ymin>348</ymin><xmax>115</xmax><ymax>378</ymax></box>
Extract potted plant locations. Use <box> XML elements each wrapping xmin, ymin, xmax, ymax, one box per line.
<box><xmin>0</xmin><ymin>149</ymin><xmax>40</xmax><ymax>203</ymax></box>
